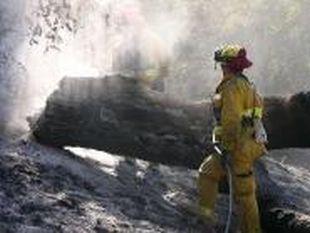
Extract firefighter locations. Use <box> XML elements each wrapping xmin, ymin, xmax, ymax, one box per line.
<box><xmin>197</xmin><ymin>45</ymin><xmax>267</xmax><ymax>233</ymax></box>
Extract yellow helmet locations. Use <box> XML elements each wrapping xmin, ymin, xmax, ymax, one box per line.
<box><xmin>214</xmin><ymin>44</ymin><xmax>253</xmax><ymax>72</ymax></box>
<box><xmin>214</xmin><ymin>44</ymin><xmax>243</xmax><ymax>63</ymax></box>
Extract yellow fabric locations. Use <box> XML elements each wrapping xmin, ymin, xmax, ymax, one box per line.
<box><xmin>198</xmin><ymin>73</ymin><xmax>266</xmax><ymax>233</ymax></box>
<box><xmin>216</xmin><ymin>74</ymin><xmax>266</xmax><ymax>158</ymax></box>
<box><xmin>234</xmin><ymin>183</ymin><xmax>261</xmax><ymax>233</ymax></box>
<box><xmin>198</xmin><ymin>155</ymin><xmax>262</xmax><ymax>233</ymax></box>
<box><xmin>198</xmin><ymin>155</ymin><xmax>224</xmax><ymax>221</ymax></box>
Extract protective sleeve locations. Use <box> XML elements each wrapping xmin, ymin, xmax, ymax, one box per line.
<box><xmin>220</xmin><ymin>83</ymin><xmax>243</xmax><ymax>152</ymax></box>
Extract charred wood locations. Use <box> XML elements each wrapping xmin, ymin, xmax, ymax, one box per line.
<box><xmin>29</xmin><ymin>75</ymin><xmax>310</xmax><ymax>168</ymax></box>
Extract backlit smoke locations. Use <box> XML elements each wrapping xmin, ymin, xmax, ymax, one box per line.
<box><xmin>1</xmin><ymin>0</ymin><xmax>310</xmax><ymax>131</ymax></box>
<box><xmin>0</xmin><ymin>0</ymin><xmax>188</xmax><ymax>130</ymax></box>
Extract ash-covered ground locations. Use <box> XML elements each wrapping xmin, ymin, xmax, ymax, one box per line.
<box><xmin>0</xmin><ymin>136</ymin><xmax>221</xmax><ymax>233</ymax></box>
<box><xmin>1</xmin><ymin>133</ymin><xmax>310</xmax><ymax>233</ymax></box>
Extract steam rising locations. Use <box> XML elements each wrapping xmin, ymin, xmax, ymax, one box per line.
<box><xmin>1</xmin><ymin>0</ymin><xmax>310</xmax><ymax>130</ymax></box>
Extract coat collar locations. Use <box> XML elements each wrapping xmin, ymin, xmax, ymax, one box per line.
<box><xmin>216</xmin><ymin>73</ymin><xmax>236</xmax><ymax>93</ymax></box>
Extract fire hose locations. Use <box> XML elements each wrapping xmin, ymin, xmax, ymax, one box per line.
<box><xmin>212</xmin><ymin>133</ymin><xmax>233</xmax><ymax>233</ymax></box>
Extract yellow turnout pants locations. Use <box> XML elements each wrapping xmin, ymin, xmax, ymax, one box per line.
<box><xmin>198</xmin><ymin>154</ymin><xmax>262</xmax><ymax>233</ymax></box>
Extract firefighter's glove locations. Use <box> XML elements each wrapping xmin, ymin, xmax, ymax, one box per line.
<box><xmin>253</xmin><ymin>119</ymin><xmax>268</xmax><ymax>144</ymax></box>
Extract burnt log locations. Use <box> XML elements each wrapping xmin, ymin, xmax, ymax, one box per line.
<box><xmin>29</xmin><ymin>75</ymin><xmax>310</xmax><ymax>168</ymax></box>
<box><xmin>263</xmin><ymin>93</ymin><xmax>310</xmax><ymax>149</ymax></box>
<box><xmin>29</xmin><ymin>75</ymin><xmax>212</xmax><ymax>168</ymax></box>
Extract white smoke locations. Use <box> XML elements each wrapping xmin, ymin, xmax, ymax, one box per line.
<box><xmin>2</xmin><ymin>0</ymin><xmax>309</xmax><ymax>133</ymax></box>
<box><xmin>0</xmin><ymin>0</ymin><xmax>27</xmax><ymax>131</ymax></box>
<box><xmin>2</xmin><ymin>0</ymin><xmax>189</xmax><ymax>130</ymax></box>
